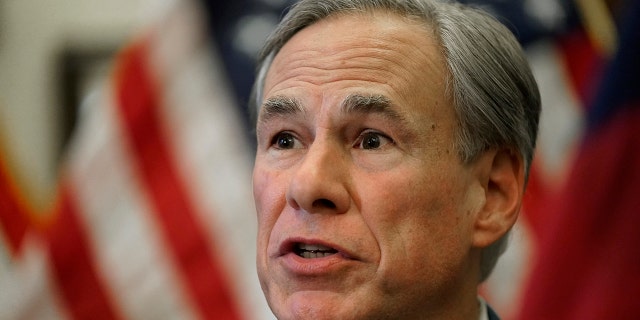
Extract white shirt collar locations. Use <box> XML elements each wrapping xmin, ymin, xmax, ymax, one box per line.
<box><xmin>478</xmin><ymin>296</ymin><xmax>489</xmax><ymax>320</ymax></box>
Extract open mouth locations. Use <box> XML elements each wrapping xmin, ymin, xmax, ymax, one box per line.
<box><xmin>294</xmin><ymin>243</ymin><xmax>338</xmax><ymax>258</ymax></box>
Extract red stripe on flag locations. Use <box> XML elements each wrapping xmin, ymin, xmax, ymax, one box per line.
<box><xmin>113</xmin><ymin>40</ymin><xmax>242</xmax><ymax>320</ymax></box>
<box><xmin>0</xmin><ymin>158</ymin><xmax>30</xmax><ymax>255</ymax></box>
<box><xmin>556</xmin><ymin>29</ymin><xmax>604</xmax><ymax>108</ymax></box>
<box><xmin>46</xmin><ymin>182</ymin><xmax>122</xmax><ymax>320</ymax></box>
<box><xmin>518</xmin><ymin>105</ymin><xmax>640</xmax><ymax>319</ymax></box>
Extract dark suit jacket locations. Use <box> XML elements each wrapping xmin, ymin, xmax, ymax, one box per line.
<box><xmin>487</xmin><ymin>305</ymin><xmax>500</xmax><ymax>320</ymax></box>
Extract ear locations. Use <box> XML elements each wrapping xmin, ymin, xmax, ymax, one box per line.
<box><xmin>472</xmin><ymin>148</ymin><xmax>525</xmax><ymax>248</ymax></box>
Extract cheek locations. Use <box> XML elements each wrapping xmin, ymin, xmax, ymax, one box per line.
<box><xmin>253</xmin><ymin>166</ymin><xmax>286</xmax><ymax>246</ymax></box>
<box><xmin>360</xmin><ymin>165</ymin><xmax>473</xmax><ymax>277</ymax></box>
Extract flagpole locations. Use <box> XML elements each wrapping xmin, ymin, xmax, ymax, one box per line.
<box><xmin>574</xmin><ymin>0</ymin><xmax>618</xmax><ymax>57</ymax></box>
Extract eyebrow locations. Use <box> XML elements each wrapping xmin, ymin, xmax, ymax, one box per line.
<box><xmin>340</xmin><ymin>93</ymin><xmax>405</xmax><ymax>122</ymax></box>
<box><xmin>259</xmin><ymin>95</ymin><xmax>304</xmax><ymax>123</ymax></box>
<box><xmin>259</xmin><ymin>93</ymin><xmax>406</xmax><ymax>123</ymax></box>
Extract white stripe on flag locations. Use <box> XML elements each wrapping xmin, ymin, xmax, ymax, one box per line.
<box><xmin>146</xmin><ymin>3</ymin><xmax>271</xmax><ymax>318</ymax></box>
<box><xmin>528</xmin><ymin>40</ymin><xmax>584</xmax><ymax>184</ymax></box>
<box><xmin>66</xmin><ymin>88</ymin><xmax>199</xmax><ymax>320</ymax></box>
<box><xmin>0</xmin><ymin>235</ymin><xmax>68</xmax><ymax>320</ymax></box>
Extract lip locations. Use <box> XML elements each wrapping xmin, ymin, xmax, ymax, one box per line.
<box><xmin>277</xmin><ymin>237</ymin><xmax>359</xmax><ymax>276</ymax></box>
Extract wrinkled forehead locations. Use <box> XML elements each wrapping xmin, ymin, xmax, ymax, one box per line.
<box><xmin>263</xmin><ymin>12</ymin><xmax>446</xmax><ymax>94</ymax></box>
<box><xmin>254</xmin><ymin>10</ymin><xmax>443</xmax><ymax>112</ymax></box>
<box><xmin>256</xmin><ymin>12</ymin><xmax>454</xmax><ymax>133</ymax></box>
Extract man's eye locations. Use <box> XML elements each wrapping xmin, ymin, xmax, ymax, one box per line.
<box><xmin>272</xmin><ymin>132</ymin><xmax>301</xmax><ymax>149</ymax></box>
<box><xmin>356</xmin><ymin>131</ymin><xmax>393</xmax><ymax>150</ymax></box>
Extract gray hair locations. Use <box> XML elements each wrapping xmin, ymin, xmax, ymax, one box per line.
<box><xmin>250</xmin><ymin>0</ymin><xmax>540</xmax><ymax>282</ymax></box>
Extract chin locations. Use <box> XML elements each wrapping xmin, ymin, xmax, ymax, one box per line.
<box><xmin>270</xmin><ymin>290</ymin><xmax>370</xmax><ymax>320</ymax></box>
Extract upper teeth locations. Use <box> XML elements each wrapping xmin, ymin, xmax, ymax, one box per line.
<box><xmin>295</xmin><ymin>243</ymin><xmax>337</xmax><ymax>258</ymax></box>
<box><xmin>298</xmin><ymin>243</ymin><xmax>333</xmax><ymax>252</ymax></box>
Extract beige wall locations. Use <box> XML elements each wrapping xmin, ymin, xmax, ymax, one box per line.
<box><xmin>0</xmin><ymin>0</ymin><xmax>165</xmax><ymax>208</ymax></box>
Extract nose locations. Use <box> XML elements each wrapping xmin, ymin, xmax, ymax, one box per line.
<box><xmin>286</xmin><ymin>138</ymin><xmax>351</xmax><ymax>214</ymax></box>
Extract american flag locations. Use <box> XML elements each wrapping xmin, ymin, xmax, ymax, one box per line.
<box><xmin>0</xmin><ymin>0</ymin><xmax>271</xmax><ymax>318</ymax></box>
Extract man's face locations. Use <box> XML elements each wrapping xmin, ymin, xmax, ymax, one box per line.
<box><xmin>253</xmin><ymin>13</ymin><xmax>486</xmax><ymax>320</ymax></box>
